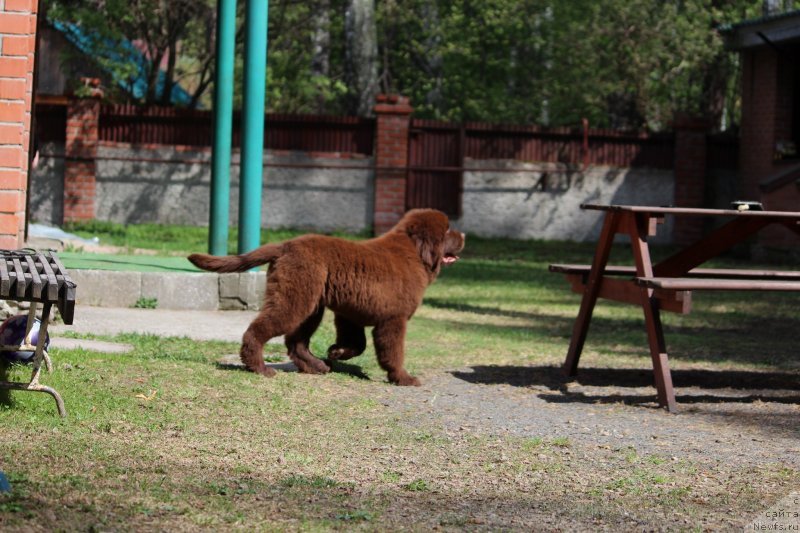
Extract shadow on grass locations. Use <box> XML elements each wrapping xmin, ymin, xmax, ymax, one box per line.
<box><xmin>215</xmin><ymin>357</ymin><xmax>371</xmax><ymax>381</ymax></box>
<box><xmin>325</xmin><ymin>360</ymin><xmax>371</xmax><ymax>381</ymax></box>
<box><xmin>425</xmin><ymin>296</ymin><xmax>799</xmax><ymax>368</ymax></box>
<box><xmin>0</xmin><ymin>362</ymin><xmax>12</xmax><ymax>409</ymax></box>
<box><xmin>424</xmin><ymin>298</ymin><xmax>552</xmax><ymax>321</ymax></box>
<box><xmin>451</xmin><ymin>365</ymin><xmax>800</xmax><ymax>407</ymax></box>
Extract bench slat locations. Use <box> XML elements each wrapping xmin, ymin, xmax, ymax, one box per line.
<box><xmin>37</xmin><ymin>252</ymin><xmax>59</xmax><ymax>301</ymax></box>
<box><xmin>12</xmin><ymin>258</ymin><xmax>26</xmax><ymax>299</ymax></box>
<box><xmin>25</xmin><ymin>255</ymin><xmax>42</xmax><ymax>299</ymax></box>
<box><xmin>636</xmin><ymin>277</ymin><xmax>800</xmax><ymax>291</ymax></box>
<box><xmin>0</xmin><ymin>258</ymin><xmax>9</xmax><ymax>296</ymax></box>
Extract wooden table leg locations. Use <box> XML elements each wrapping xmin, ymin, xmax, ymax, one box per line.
<box><xmin>629</xmin><ymin>213</ymin><xmax>677</xmax><ymax>412</ymax></box>
<box><xmin>642</xmin><ymin>297</ymin><xmax>677</xmax><ymax>412</ymax></box>
<box><xmin>563</xmin><ymin>213</ymin><xmax>619</xmax><ymax>376</ymax></box>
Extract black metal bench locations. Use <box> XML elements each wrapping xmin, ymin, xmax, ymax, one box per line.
<box><xmin>0</xmin><ymin>250</ymin><xmax>76</xmax><ymax>417</ymax></box>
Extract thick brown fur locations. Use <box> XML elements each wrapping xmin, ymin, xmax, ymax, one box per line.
<box><xmin>188</xmin><ymin>209</ymin><xmax>465</xmax><ymax>385</ymax></box>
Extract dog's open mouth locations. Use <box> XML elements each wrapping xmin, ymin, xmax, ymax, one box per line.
<box><xmin>443</xmin><ymin>254</ymin><xmax>459</xmax><ymax>265</ymax></box>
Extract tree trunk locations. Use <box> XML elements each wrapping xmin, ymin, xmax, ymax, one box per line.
<box><xmin>344</xmin><ymin>0</ymin><xmax>378</xmax><ymax>117</ymax></box>
<box><xmin>311</xmin><ymin>0</ymin><xmax>331</xmax><ymax>113</ymax></box>
<box><xmin>421</xmin><ymin>1</ymin><xmax>444</xmax><ymax>114</ymax></box>
<box><xmin>160</xmin><ymin>41</ymin><xmax>177</xmax><ymax>105</ymax></box>
<box><xmin>145</xmin><ymin>48</ymin><xmax>166</xmax><ymax>104</ymax></box>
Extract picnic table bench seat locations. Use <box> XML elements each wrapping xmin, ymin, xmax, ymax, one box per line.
<box><xmin>549</xmin><ymin>263</ymin><xmax>800</xmax><ymax>280</ymax></box>
<box><xmin>550</xmin><ymin>262</ymin><xmax>800</xmax><ymax>315</ymax></box>
<box><xmin>0</xmin><ymin>249</ymin><xmax>77</xmax><ymax>417</ymax></box>
<box><xmin>635</xmin><ymin>277</ymin><xmax>800</xmax><ymax>291</ymax></box>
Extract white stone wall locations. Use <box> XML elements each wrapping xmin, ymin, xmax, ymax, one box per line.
<box><xmin>456</xmin><ymin>159</ymin><xmax>675</xmax><ymax>243</ymax></box>
<box><xmin>31</xmin><ymin>147</ymin><xmax>683</xmax><ymax>242</ymax></box>
<box><xmin>92</xmin><ymin>144</ymin><xmax>374</xmax><ymax>233</ymax></box>
<box><xmin>28</xmin><ymin>141</ymin><xmax>65</xmax><ymax>226</ymax></box>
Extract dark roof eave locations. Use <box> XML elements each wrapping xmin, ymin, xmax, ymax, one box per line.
<box><xmin>721</xmin><ymin>10</ymin><xmax>800</xmax><ymax>50</ymax></box>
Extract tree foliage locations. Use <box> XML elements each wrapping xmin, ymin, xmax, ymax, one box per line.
<box><xmin>46</xmin><ymin>0</ymin><xmax>768</xmax><ymax>130</ymax></box>
<box><xmin>46</xmin><ymin>0</ymin><xmax>215</xmax><ymax>105</ymax></box>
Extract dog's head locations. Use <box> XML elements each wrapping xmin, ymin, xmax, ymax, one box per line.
<box><xmin>397</xmin><ymin>209</ymin><xmax>465</xmax><ymax>273</ymax></box>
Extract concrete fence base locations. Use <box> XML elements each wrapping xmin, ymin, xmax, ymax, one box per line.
<box><xmin>68</xmin><ymin>270</ymin><xmax>266</xmax><ymax>311</ymax></box>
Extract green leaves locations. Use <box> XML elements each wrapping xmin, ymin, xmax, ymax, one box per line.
<box><xmin>46</xmin><ymin>0</ymin><xmax>765</xmax><ymax>130</ymax></box>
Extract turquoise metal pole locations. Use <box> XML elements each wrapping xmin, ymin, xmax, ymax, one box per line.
<box><xmin>209</xmin><ymin>0</ymin><xmax>237</xmax><ymax>255</ymax></box>
<box><xmin>238</xmin><ymin>0</ymin><xmax>269</xmax><ymax>255</ymax></box>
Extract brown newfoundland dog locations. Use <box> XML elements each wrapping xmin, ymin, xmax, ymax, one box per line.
<box><xmin>188</xmin><ymin>209</ymin><xmax>465</xmax><ymax>386</ymax></box>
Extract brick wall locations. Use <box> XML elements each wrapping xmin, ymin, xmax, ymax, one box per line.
<box><xmin>64</xmin><ymin>97</ymin><xmax>99</xmax><ymax>221</ymax></box>
<box><xmin>0</xmin><ymin>0</ymin><xmax>37</xmax><ymax>248</ymax></box>
<box><xmin>373</xmin><ymin>94</ymin><xmax>412</xmax><ymax>235</ymax></box>
<box><xmin>672</xmin><ymin>116</ymin><xmax>710</xmax><ymax>245</ymax></box>
<box><xmin>739</xmin><ymin>46</ymin><xmax>800</xmax><ymax>250</ymax></box>
<box><xmin>739</xmin><ymin>47</ymin><xmax>778</xmax><ymax>201</ymax></box>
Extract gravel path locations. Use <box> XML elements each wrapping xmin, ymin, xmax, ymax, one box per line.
<box><xmin>382</xmin><ymin>365</ymin><xmax>800</xmax><ymax>467</ymax></box>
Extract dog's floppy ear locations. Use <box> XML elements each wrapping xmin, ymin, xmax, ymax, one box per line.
<box><xmin>404</xmin><ymin>211</ymin><xmax>446</xmax><ymax>272</ymax></box>
<box><xmin>414</xmin><ymin>232</ymin><xmax>443</xmax><ymax>272</ymax></box>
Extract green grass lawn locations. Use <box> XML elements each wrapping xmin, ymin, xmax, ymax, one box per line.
<box><xmin>1</xmin><ymin>222</ymin><xmax>798</xmax><ymax>530</ymax></box>
<box><xmin>62</xmin><ymin>220</ymin><xmax>368</xmax><ymax>256</ymax></box>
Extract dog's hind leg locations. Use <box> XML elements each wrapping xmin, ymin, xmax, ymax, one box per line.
<box><xmin>240</xmin><ymin>308</ymin><xmax>283</xmax><ymax>377</ymax></box>
<box><xmin>285</xmin><ymin>304</ymin><xmax>330</xmax><ymax>374</ymax></box>
<box><xmin>372</xmin><ymin>318</ymin><xmax>420</xmax><ymax>386</ymax></box>
<box><xmin>241</xmin><ymin>261</ymin><xmax>329</xmax><ymax>377</ymax></box>
<box><xmin>327</xmin><ymin>315</ymin><xmax>367</xmax><ymax>362</ymax></box>
<box><xmin>240</xmin><ymin>277</ymin><xmax>321</xmax><ymax>377</ymax></box>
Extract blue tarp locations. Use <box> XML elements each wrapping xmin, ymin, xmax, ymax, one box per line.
<box><xmin>51</xmin><ymin>19</ymin><xmax>194</xmax><ymax>107</ymax></box>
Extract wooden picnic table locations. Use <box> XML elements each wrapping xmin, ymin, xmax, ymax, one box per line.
<box><xmin>0</xmin><ymin>249</ymin><xmax>76</xmax><ymax>417</ymax></box>
<box><xmin>550</xmin><ymin>204</ymin><xmax>800</xmax><ymax>413</ymax></box>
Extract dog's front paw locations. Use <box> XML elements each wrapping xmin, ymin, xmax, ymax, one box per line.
<box><xmin>294</xmin><ymin>357</ymin><xmax>331</xmax><ymax>374</ymax></box>
<box><xmin>255</xmin><ymin>366</ymin><xmax>277</xmax><ymax>377</ymax></box>
<box><xmin>311</xmin><ymin>358</ymin><xmax>331</xmax><ymax>374</ymax></box>
<box><xmin>390</xmin><ymin>373</ymin><xmax>421</xmax><ymax>386</ymax></box>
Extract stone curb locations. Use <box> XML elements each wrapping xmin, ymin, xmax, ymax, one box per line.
<box><xmin>67</xmin><ymin>270</ymin><xmax>266</xmax><ymax>311</ymax></box>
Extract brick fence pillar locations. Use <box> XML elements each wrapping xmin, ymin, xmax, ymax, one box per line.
<box><xmin>0</xmin><ymin>0</ymin><xmax>38</xmax><ymax>248</ymax></box>
<box><xmin>373</xmin><ymin>94</ymin><xmax>413</xmax><ymax>235</ymax></box>
<box><xmin>64</xmin><ymin>97</ymin><xmax>99</xmax><ymax>221</ymax></box>
<box><xmin>672</xmin><ymin>115</ymin><xmax>710</xmax><ymax>246</ymax></box>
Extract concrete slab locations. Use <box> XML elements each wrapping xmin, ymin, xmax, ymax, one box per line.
<box><xmin>69</xmin><ymin>270</ymin><xmax>142</xmax><ymax>308</ymax></box>
<box><xmin>50</xmin><ymin>338</ymin><xmax>134</xmax><ymax>354</ymax></box>
<box><xmin>141</xmin><ymin>272</ymin><xmax>219</xmax><ymax>310</ymax></box>
<box><xmin>49</xmin><ymin>305</ymin><xmax>284</xmax><ymax>344</ymax></box>
<box><xmin>54</xmin><ymin>269</ymin><xmax>265</xmax><ymax>311</ymax></box>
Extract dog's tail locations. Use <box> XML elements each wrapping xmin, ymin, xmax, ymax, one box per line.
<box><xmin>188</xmin><ymin>244</ymin><xmax>282</xmax><ymax>273</ymax></box>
